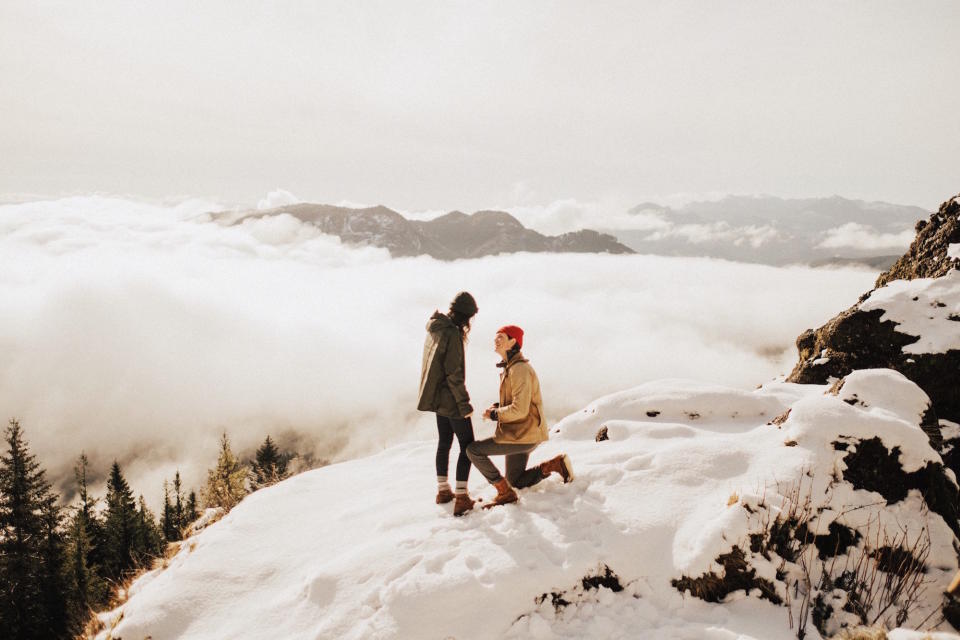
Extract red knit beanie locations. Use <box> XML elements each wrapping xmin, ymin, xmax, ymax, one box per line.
<box><xmin>497</xmin><ymin>325</ymin><xmax>524</xmax><ymax>349</ymax></box>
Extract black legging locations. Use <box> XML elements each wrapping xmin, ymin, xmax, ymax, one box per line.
<box><xmin>436</xmin><ymin>414</ymin><xmax>475</xmax><ymax>482</ymax></box>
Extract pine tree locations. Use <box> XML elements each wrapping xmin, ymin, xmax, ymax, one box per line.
<box><xmin>63</xmin><ymin>453</ymin><xmax>108</xmax><ymax>633</ymax></box>
<box><xmin>250</xmin><ymin>435</ymin><xmax>291</xmax><ymax>490</ymax></box>
<box><xmin>73</xmin><ymin>454</ymin><xmax>106</xmax><ymax>581</ymax></box>
<box><xmin>173</xmin><ymin>470</ymin><xmax>184</xmax><ymax>533</ymax></box>
<box><xmin>160</xmin><ymin>480</ymin><xmax>177</xmax><ymax>542</ymax></box>
<box><xmin>0</xmin><ymin>419</ymin><xmax>65</xmax><ymax>639</ymax></box>
<box><xmin>134</xmin><ymin>495</ymin><xmax>163</xmax><ymax>562</ymax></box>
<box><xmin>203</xmin><ymin>432</ymin><xmax>248</xmax><ymax>511</ymax></box>
<box><xmin>37</xmin><ymin>496</ymin><xmax>68</xmax><ymax>639</ymax></box>
<box><xmin>64</xmin><ymin>505</ymin><xmax>107</xmax><ymax>633</ymax></box>
<box><xmin>102</xmin><ymin>461</ymin><xmax>138</xmax><ymax>579</ymax></box>
<box><xmin>184</xmin><ymin>490</ymin><xmax>199</xmax><ymax>526</ymax></box>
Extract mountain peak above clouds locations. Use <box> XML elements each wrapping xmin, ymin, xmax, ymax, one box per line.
<box><xmin>217</xmin><ymin>203</ymin><xmax>633</xmax><ymax>260</ymax></box>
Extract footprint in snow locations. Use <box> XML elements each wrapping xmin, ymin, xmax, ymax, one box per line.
<box><xmin>422</xmin><ymin>549</ymin><xmax>458</xmax><ymax>573</ymax></box>
<box><xmin>702</xmin><ymin>451</ymin><xmax>750</xmax><ymax>480</ymax></box>
<box><xmin>303</xmin><ymin>574</ymin><xmax>337</xmax><ymax>607</ymax></box>
<box><xmin>646</xmin><ymin>425</ymin><xmax>696</xmax><ymax>439</ymax></box>
<box><xmin>625</xmin><ymin>454</ymin><xmax>654</xmax><ymax>471</ymax></box>
<box><xmin>383</xmin><ymin>554</ymin><xmax>422</xmax><ymax>582</ymax></box>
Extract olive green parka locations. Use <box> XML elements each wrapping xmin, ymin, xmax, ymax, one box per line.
<box><xmin>417</xmin><ymin>312</ymin><xmax>473</xmax><ymax>418</ymax></box>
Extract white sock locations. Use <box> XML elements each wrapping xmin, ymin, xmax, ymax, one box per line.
<box><xmin>455</xmin><ymin>481</ymin><xmax>468</xmax><ymax>496</ymax></box>
<box><xmin>438</xmin><ymin>476</ymin><xmax>451</xmax><ymax>491</ymax></box>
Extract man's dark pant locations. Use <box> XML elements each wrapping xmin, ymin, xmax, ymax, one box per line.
<box><xmin>436</xmin><ymin>414</ymin><xmax>475</xmax><ymax>482</ymax></box>
<box><xmin>466</xmin><ymin>438</ymin><xmax>544</xmax><ymax>489</ymax></box>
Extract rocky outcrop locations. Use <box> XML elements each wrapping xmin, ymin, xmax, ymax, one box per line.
<box><xmin>876</xmin><ymin>196</ymin><xmax>960</xmax><ymax>286</ymax></box>
<box><xmin>220</xmin><ymin>204</ymin><xmax>633</xmax><ymax>259</ymax></box>
<box><xmin>786</xmin><ymin>194</ymin><xmax>960</xmax><ymax>425</ymax></box>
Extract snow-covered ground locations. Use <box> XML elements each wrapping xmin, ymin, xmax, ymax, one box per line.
<box><xmin>96</xmin><ymin>371</ymin><xmax>960</xmax><ymax>640</ymax></box>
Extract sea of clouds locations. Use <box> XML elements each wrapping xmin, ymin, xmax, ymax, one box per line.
<box><xmin>0</xmin><ymin>195</ymin><xmax>878</xmax><ymax>507</ymax></box>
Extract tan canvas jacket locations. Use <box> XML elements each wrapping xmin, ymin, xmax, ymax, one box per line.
<box><xmin>494</xmin><ymin>352</ymin><xmax>548</xmax><ymax>445</ymax></box>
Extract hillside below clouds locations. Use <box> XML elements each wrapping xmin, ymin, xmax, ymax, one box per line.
<box><xmin>218</xmin><ymin>203</ymin><xmax>633</xmax><ymax>259</ymax></box>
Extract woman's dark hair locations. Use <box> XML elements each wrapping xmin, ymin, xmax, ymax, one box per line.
<box><xmin>448</xmin><ymin>308</ymin><xmax>472</xmax><ymax>340</ymax></box>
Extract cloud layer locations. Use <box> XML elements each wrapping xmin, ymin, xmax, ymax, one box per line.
<box><xmin>0</xmin><ymin>196</ymin><xmax>877</xmax><ymax>507</ymax></box>
<box><xmin>816</xmin><ymin>222</ymin><xmax>916</xmax><ymax>251</ymax></box>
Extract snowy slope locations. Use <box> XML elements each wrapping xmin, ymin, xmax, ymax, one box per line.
<box><xmin>96</xmin><ymin>374</ymin><xmax>960</xmax><ymax>640</ymax></box>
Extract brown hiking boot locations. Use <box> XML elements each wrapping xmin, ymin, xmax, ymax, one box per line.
<box><xmin>436</xmin><ymin>487</ymin><xmax>454</xmax><ymax>504</ymax></box>
<box><xmin>453</xmin><ymin>493</ymin><xmax>475</xmax><ymax>517</ymax></box>
<box><xmin>482</xmin><ymin>478</ymin><xmax>518</xmax><ymax>509</ymax></box>
<box><xmin>539</xmin><ymin>454</ymin><xmax>574</xmax><ymax>483</ymax></box>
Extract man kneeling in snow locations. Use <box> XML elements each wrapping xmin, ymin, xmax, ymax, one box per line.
<box><xmin>467</xmin><ymin>325</ymin><xmax>574</xmax><ymax>510</ymax></box>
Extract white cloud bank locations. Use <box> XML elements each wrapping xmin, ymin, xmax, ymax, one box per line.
<box><xmin>642</xmin><ymin>221</ymin><xmax>782</xmax><ymax>248</ymax></box>
<box><xmin>0</xmin><ymin>196</ymin><xmax>877</xmax><ymax>507</ymax></box>
<box><xmin>816</xmin><ymin>222</ymin><xmax>915</xmax><ymax>251</ymax></box>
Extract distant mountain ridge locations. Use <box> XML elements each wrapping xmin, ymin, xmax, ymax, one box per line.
<box><xmin>215</xmin><ymin>195</ymin><xmax>928</xmax><ymax>266</ymax></box>
<box><xmin>218</xmin><ymin>203</ymin><xmax>633</xmax><ymax>259</ymax></box>
<box><xmin>608</xmin><ymin>194</ymin><xmax>928</xmax><ymax>267</ymax></box>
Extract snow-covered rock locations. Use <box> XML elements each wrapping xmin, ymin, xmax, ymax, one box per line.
<box><xmin>95</xmin><ymin>374</ymin><xmax>960</xmax><ymax>639</ymax></box>
<box><xmin>860</xmin><ymin>270</ymin><xmax>960</xmax><ymax>355</ymax></box>
<box><xmin>788</xmin><ymin>193</ymin><xmax>960</xmax><ymax>426</ymax></box>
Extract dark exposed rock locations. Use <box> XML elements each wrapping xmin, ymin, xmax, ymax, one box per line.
<box><xmin>672</xmin><ymin>546</ymin><xmax>782</xmax><ymax>605</ymax></box>
<box><xmin>837</xmin><ymin>436</ymin><xmax>959</xmax><ymax>537</ymax></box>
<box><xmin>533</xmin><ymin>565</ymin><xmax>624</xmax><ymax>614</ymax></box>
<box><xmin>595</xmin><ymin>426</ymin><xmax>609</xmax><ymax>442</ymax></box>
<box><xmin>869</xmin><ymin>544</ymin><xmax>927</xmax><ymax>576</ymax></box>
<box><xmin>768</xmin><ymin>408</ymin><xmax>791</xmax><ymax>426</ymax></box>
<box><xmin>920</xmin><ymin>406</ymin><xmax>944</xmax><ymax>451</ymax></box>
<box><xmin>945</xmin><ymin>594</ymin><xmax>960</xmax><ymax>630</ymax></box>
<box><xmin>787</xmin><ymin>194</ymin><xmax>960</xmax><ymax>425</ymax></box>
<box><xmin>581</xmin><ymin>565</ymin><xmax>624</xmax><ymax>592</ymax></box>
<box><xmin>534</xmin><ymin>590</ymin><xmax>571</xmax><ymax>613</ymax></box>
<box><xmin>748</xmin><ymin>506</ymin><xmax>860</xmax><ymax>563</ymax></box>
<box><xmin>217</xmin><ymin>203</ymin><xmax>634</xmax><ymax>259</ymax></box>
<box><xmin>810</xmin><ymin>522</ymin><xmax>862</xmax><ymax>559</ymax></box>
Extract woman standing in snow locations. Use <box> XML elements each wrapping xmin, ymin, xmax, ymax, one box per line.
<box><xmin>417</xmin><ymin>291</ymin><xmax>479</xmax><ymax>517</ymax></box>
<box><xmin>467</xmin><ymin>325</ymin><xmax>574</xmax><ymax>509</ymax></box>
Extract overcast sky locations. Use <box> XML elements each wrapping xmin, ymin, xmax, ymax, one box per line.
<box><xmin>2</xmin><ymin>1</ymin><xmax>958</xmax><ymax>212</ymax></box>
